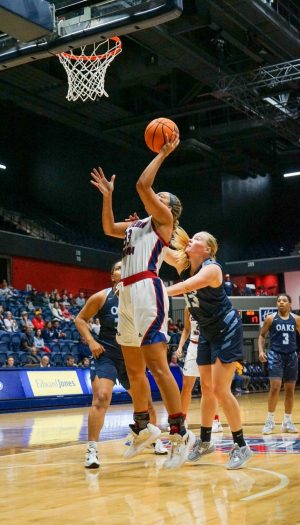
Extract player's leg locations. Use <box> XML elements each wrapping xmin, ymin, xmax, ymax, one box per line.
<box><xmin>213</xmin><ymin>358</ymin><xmax>252</xmax><ymax>469</ymax></box>
<box><xmin>85</xmin><ymin>376</ymin><xmax>114</xmax><ymax>469</ymax></box>
<box><xmin>143</xmin><ymin>342</ymin><xmax>195</xmax><ymax>468</ymax></box>
<box><xmin>281</xmin><ymin>352</ymin><xmax>298</xmax><ymax>432</ymax></box>
<box><xmin>181</xmin><ymin>375</ymin><xmax>197</xmax><ymax>418</ymax></box>
<box><xmin>121</xmin><ymin>345</ymin><xmax>161</xmax><ymax>457</ymax></box>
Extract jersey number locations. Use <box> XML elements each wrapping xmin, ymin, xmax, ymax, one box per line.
<box><xmin>185</xmin><ymin>292</ymin><xmax>200</xmax><ymax>309</ymax></box>
<box><xmin>282</xmin><ymin>333</ymin><xmax>289</xmax><ymax>345</ymax></box>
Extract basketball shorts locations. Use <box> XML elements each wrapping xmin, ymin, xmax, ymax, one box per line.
<box><xmin>197</xmin><ymin>310</ymin><xmax>243</xmax><ymax>365</ymax></box>
<box><xmin>116</xmin><ymin>277</ymin><xmax>169</xmax><ymax>347</ymax></box>
<box><xmin>268</xmin><ymin>350</ymin><xmax>298</xmax><ymax>383</ymax></box>
<box><xmin>90</xmin><ymin>354</ymin><xmax>130</xmax><ymax>390</ymax></box>
<box><xmin>183</xmin><ymin>341</ymin><xmax>200</xmax><ymax>377</ymax></box>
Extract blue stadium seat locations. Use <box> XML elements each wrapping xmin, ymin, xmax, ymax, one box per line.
<box><xmin>0</xmin><ymin>342</ymin><xmax>10</xmax><ymax>354</ymax></box>
<box><xmin>51</xmin><ymin>353</ymin><xmax>64</xmax><ymax>367</ymax></box>
<box><xmin>0</xmin><ymin>332</ymin><xmax>11</xmax><ymax>345</ymax></box>
<box><xmin>10</xmin><ymin>332</ymin><xmax>22</xmax><ymax>351</ymax></box>
<box><xmin>19</xmin><ymin>353</ymin><xmax>29</xmax><ymax>366</ymax></box>
<box><xmin>0</xmin><ymin>353</ymin><xmax>7</xmax><ymax>366</ymax></box>
<box><xmin>48</xmin><ymin>342</ymin><xmax>61</xmax><ymax>353</ymax></box>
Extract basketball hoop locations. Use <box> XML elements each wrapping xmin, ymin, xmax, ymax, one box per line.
<box><xmin>57</xmin><ymin>37</ymin><xmax>122</xmax><ymax>102</ymax></box>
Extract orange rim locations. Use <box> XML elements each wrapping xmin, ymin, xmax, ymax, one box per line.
<box><xmin>59</xmin><ymin>36</ymin><xmax>122</xmax><ymax>61</ymax></box>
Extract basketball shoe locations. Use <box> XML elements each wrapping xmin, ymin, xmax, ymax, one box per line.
<box><xmin>187</xmin><ymin>437</ymin><xmax>216</xmax><ymax>462</ymax></box>
<box><xmin>226</xmin><ymin>444</ymin><xmax>253</xmax><ymax>469</ymax></box>
<box><xmin>212</xmin><ymin>420</ymin><xmax>223</xmax><ymax>433</ymax></box>
<box><xmin>153</xmin><ymin>439</ymin><xmax>169</xmax><ymax>455</ymax></box>
<box><xmin>262</xmin><ymin>419</ymin><xmax>275</xmax><ymax>434</ymax></box>
<box><xmin>163</xmin><ymin>429</ymin><xmax>195</xmax><ymax>469</ymax></box>
<box><xmin>124</xmin><ymin>423</ymin><xmax>161</xmax><ymax>459</ymax></box>
<box><xmin>85</xmin><ymin>446</ymin><xmax>100</xmax><ymax>469</ymax></box>
<box><xmin>281</xmin><ymin>421</ymin><xmax>298</xmax><ymax>433</ymax></box>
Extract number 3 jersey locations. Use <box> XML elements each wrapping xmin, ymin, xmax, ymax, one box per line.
<box><xmin>269</xmin><ymin>313</ymin><xmax>298</xmax><ymax>354</ymax></box>
<box><xmin>121</xmin><ymin>216</ymin><xmax>168</xmax><ymax>278</ymax></box>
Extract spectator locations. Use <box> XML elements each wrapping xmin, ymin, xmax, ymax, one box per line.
<box><xmin>4</xmin><ymin>311</ymin><xmax>19</xmax><ymax>332</ymax></box>
<box><xmin>25</xmin><ymin>348</ymin><xmax>41</xmax><ymax>367</ymax></box>
<box><xmin>91</xmin><ymin>318</ymin><xmax>101</xmax><ymax>336</ymax></box>
<box><xmin>76</xmin><ymin>292</ymin><xmax>86</xmax><ymax>308</ymax></box>
<box><xmin>167</xmin><ymin>318</ymin><xmax>177</xmax><ymax>333</ymax></box>
<box><xmin>19</xmin><ymin>311</ymin><xmax>34</xmax><ymax>332</ymax></box>
<box><xmin>78</xmin><ymin>337</ymin><xmax>92</xmax><ymax>362</ymax></box>
<box><xmin>51</xmin><ymin>301</ymin><xmax>64</xmax><ymax>321</ymax></box>
<box><xmin>41</xmin><ymin>292</ymin><xmax>50</xmax><ymax>306</ymax></box>
<box><xmin>52</xmin><ymin>319</ymin><xmax>66</xmax><ymax>340</ymax></box>
<box><xmin>34</xmin><ymin>328</ymin><xmax>51</xmax><ymax>354</ymax></box>
<box><xmin>0</xmin><ymin>305</ymin><xmax>6</xmax><ymax>331</ymax></box>
<box><xmin>4</xmin><ymin>356</ymin><xmax>15</xmax><ymax>368</ymax></box>
<box><xmin>79</xmin><ymin>356</ymin><xmax>90</xmax><ymax>368</ymax></box>
<box><xmin>224</xmin><ymin>274</ymin><xmax>237</xmax><ymax>296</ymax></box>
<box><xmin>169</xmin><ymin>353</ymin><xmax>180</xmax><ymax>368</ymax></box>
<box><xmin>68</xmin><ymin>293</ymin><xmax>76</xmax><ymax>307</ymax></box>
<box><xmin>59</xmin><ymin>302</ymin><xmax>74</xmax><ymax>322</ymax></box>
<box><xmin>61</xmin><ymin>294</ymin><xmax>70</xmax><ymax>306</ymax></box>
<box><xmin>40</xmin><ymin>355</ymin><xmax>51</xmax><ymax>368</ymax></box>
<box><xmin>42</xmin><ymin>320</ymin><xmax>56</xmax><ymax>343</ymax></box>
<box><xmin>65</xmin><ymin>355</ymin><xmax>77</xmax><ymax>367</ymax></box>
<box><xmin>20</xmin><ymin>327</ymin><xmax>37</xmax><ymax>353</ymax></box>
<box><xmin>234</xmin><ymin>361</ymin><xmax>251</xmax><ymax>393</ymax></box>
<box><xmin>32</xmin><ymin>309</ymin><xmax>45</xmax><ymax>331</ymax></box>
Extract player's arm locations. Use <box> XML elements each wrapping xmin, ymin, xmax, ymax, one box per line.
<box><xmin>166</xmin><ymin>264</ymin><xmax>222</xmax><ymax>297</ymax></box>
<box><xmin>75</xmin><ymin>291</ymin><xmax>107</xmax><ymax>358</ymax></box>
<box><xmin>136</xmin><ymin>134</ymin><xmax>179</xmax><ymax>227</ymax></box>
<box><xmin>294</xmin><ymin>314</ymin><xmax>300</xmax><ymax>334</ymax></box>
<box><xmin>177</xmin><ymin>307</ymin><xmax>191</xmax><ymax>357</ymax></box>
<box><xmin>258</xmin><ymin>316</ymin><xmax>273</xmax><ymax>362</ymax></box>
<box><xmin>90</xmin><ymin>167</ymin><xmax>132</xmax><ymax>238</ymax></box>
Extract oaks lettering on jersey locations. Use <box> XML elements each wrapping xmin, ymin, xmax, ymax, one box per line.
<box><xmin>275</xmin><ymin>324</ymin><xmax>295</xmax><ymax>332</ymax></box>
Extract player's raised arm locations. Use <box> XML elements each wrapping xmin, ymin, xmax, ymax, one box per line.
<box><xmin>91</xmin><ymin>167</ymin><xmax>133</xmax><ymax>238</ymax></box>
<box><xmin>136</xmin><ymin>133</ymin><xmax>179</xmax><ymax>228</ymax></box>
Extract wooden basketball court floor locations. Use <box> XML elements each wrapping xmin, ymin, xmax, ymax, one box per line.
<box><xmin>0</xmin><ymin>392</ymin><xmax>299</xmax><ymax>525</ymax></box>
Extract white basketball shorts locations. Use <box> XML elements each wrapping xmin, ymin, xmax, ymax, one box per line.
<box><xmin>116</xmin><ymin>277</ymin><xmax>169</xmax><ymax>347</ymax></box>
<box><xmin>183</xmin><ymin>341</ymin><xmax>200</xmax><ymax>377</ymax></box>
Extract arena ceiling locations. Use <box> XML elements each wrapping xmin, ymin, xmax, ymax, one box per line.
<box><xmin>0</xmin><ymin>0</ymin><xmax>299</xmax><ymax>180</ymax></box>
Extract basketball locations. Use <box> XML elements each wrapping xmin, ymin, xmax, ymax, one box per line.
<box><xmin>144</xmin><ymin>117</ymin><xmax>179</xmax><ymax>153</ymax></box>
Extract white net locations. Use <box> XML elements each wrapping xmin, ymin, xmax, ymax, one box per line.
<box><xmin>58</xmin><ymin>37</ymin><xmax>122</xmax><ymax>102</ymax></box>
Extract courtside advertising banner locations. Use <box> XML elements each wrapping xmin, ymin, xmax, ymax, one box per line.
<box><xmin>24</xmin><ymin>370</ymin><xmax>83</xmax><ymax>397</ymax></box>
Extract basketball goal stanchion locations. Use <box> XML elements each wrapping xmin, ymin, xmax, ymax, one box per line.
<box><xmin>57</xmin><ymin>37</ymin><xmax>122</xmax><ymax>102</ymax></box>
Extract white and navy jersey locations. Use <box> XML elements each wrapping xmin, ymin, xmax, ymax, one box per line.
<box><xmin>94</xmin><ymin>288</ymin><xmax>122</xmax><ymax>359</ymax></box>
<box><xmin>269</xmin><ymin>313</ymin><xmax>298</xmax><ymax>355</ymax></box>
<box><xmin>181</xmin><ymin>259</ymin><xmax>232</xmax><ymax>328</ymax></box>
<box><xmin>190</xmin><ymin>315</ymin><xmax>200</xmax><ymax>343</ymax></box>
<box><xmin>121</xmin><ymin>216</ymin><xmax>168</xmax><ymax>278</ymax></box>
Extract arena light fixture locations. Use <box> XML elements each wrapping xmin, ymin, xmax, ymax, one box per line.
<box><xmin>0</xmin><ymin>163</ymin><xmax>6</xmax><ymax>170</ymax></box>
<box><xmin>283</xmin><ymin>171</ymin><xmax>300</xmax><ymax>178</ymax></box>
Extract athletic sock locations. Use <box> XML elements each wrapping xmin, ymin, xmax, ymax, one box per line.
<box><xmin>232</xmin><ymin>429</ymin><xmax>246</xmax><ymax>448</ymax></box>
<box><xmin>267</xmin><ymin>412</ymin><xmax>275</xmax><ymax>421</ymax></box>
<box><xmin>88</xmin><ymin>441</ymin><xmax>97</xmax><ymax>450</ymax></box>
<box><xmin>131</xmin><ymin>411</ymin><xmax>150</xmax><ymax>434</ymax></box>
<box><xmin>168</xmin><ymin>413</ymin><xmax>186</xmax><ymax>436</ymax></box>
<box><xmin>283</xmin><ymin>413</ymin><xmax>292</xmax><ymax>423</ymax></box>
<box><xmin>200</xmin><ymin>426</ymin><xmax>212</xmax><ymax>443</ymax></box>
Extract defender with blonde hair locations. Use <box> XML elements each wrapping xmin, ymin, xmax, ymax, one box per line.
<box><xmin>164</xmin><ymin>228</ymin><xmax>253</xmax><ymax>469</ymax></box>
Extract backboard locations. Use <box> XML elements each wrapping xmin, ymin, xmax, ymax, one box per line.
<box><xmin>0</xmin><ymin>0</ymin><xmax>183</xmax><ymax>70</ymax></box>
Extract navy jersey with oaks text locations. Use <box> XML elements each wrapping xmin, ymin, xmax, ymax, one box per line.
<box><xmin>269</xmin><ymin>313</ymin><xmax>298</xmax><ymax>354</ymax></box>
<box><xmin>181</xmin><ymin>259</ymin><xmax>232</xmax><ymax>340</ymax></box>
<box><xmin>94</xmin><ymin>288</ymin><xmax>123</xmax><ymax>360</ymax></box>
<box><xmin>180</xmin><ymin>258</ymin><xmax>243</xmax><ymax>364</ymax></box>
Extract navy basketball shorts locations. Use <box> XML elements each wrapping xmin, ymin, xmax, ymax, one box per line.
<box><xmin>197</xmin><ymin>310</ymin><xmax>244</xmax><ymax>366</ymax></box>
<box><xmin>90</xmin><ymin>354</ymin><xmax>130</xmax><ymax>390</ymax></box>
<box><xmin>268</xmin><ymin>350</ymin><xmax>298</xmax><ymax>383</ymax></box>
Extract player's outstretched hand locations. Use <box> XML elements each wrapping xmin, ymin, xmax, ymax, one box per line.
<box><xmin>90</xmin><ymin>167</ymin><xmax>116</xmax><ymax>195</ymax></box>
